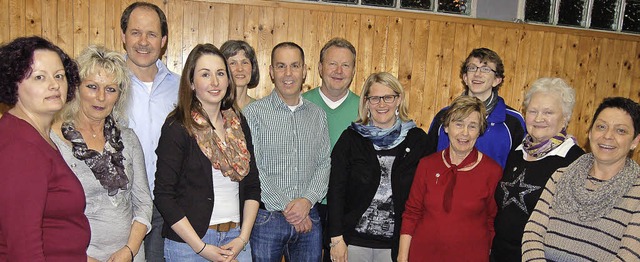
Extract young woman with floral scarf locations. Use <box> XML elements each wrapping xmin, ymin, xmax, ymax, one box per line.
<box><xmin>154</xmin><ymin>43</ymin><xmax>260</xmax><ymax>262</ymax></box>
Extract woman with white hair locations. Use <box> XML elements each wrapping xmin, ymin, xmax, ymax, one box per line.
<box><xmin>491</xmin><ymin>77</ymin><xmax>584</xmax><ymax>262</ymax></box>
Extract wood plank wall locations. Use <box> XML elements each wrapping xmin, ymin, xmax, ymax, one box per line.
<box><xmin>1</xmin><ymin>0</ymin><xmax>639</xmax><ymax>160</ymax></box>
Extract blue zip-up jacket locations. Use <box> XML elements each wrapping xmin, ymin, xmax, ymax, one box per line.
<box><xmin>426</xmin><ymin>96</ymin><xmax>525</xmax><ymax>168</ymax></box>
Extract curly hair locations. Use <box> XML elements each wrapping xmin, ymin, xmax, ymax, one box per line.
<box><xmin>0</xmin><ymin>36</ymin><xmax>79</xmax><ymax>105</ymax></box>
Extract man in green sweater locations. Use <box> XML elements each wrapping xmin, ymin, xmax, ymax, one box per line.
<box><xmin>302</xmin><ymin>37</ymin><xmax>359</xmax><ymax>262</ymax></box>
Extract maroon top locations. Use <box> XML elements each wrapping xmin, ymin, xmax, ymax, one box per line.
<box><xmin>401</xmin><ymin>149</ymin><xmax>502</xmax><ymax>262</ymax></box>
<box><xmin>0</xmin><ymin>113</ymin><xmax>90</xmax><ymax>261</ymax></box>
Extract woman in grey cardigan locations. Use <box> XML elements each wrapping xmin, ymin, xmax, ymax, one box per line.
<box><xmin>51</xmin><ymin>45</ymin><xmax>152</xmax><ymax>262</ymax></box>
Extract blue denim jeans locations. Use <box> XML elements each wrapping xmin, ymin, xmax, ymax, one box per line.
<box><xmin>250</xmin><ymin>206</ymin><xmax>322</xmax><ymax>262</ymax></box>
<box><xmin>145</xmin><ymin>205</ymin><xmax>165</xmax><ymax>262</ymax></box>
<box><xmin>164</xmin><ymin>227</ymin><xmax>252</xmax><ymax>262</ymax></box>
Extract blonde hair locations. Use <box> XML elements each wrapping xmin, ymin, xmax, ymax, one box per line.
<box><xmin>356</xmin><ymin>72</ymin><xmax>409</xmax><ymax>125</ymax></box>
<box><xmin>58</xmin><ymin>45</ymin><xmax>131</xmax><ymax>125</ymax></box>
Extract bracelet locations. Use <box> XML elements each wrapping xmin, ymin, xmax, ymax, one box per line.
<box><xmin>329</xmin><ymin>239</ymin><xmax>342</xmax><ymax>248</ymax></box>
<box><xmin>124</xmin><ymin>244</ymin><xmax>134</xmax><ymax>261</ymax></box>
<box><xmin>196</xmin><ymin>243</ymin><xmax>207</xmax><ymax>255</ymax></box>
<box><xmin>237</xmin><ymin>236</ymin><xmax>248</xmax><ymax>246</ymax></box>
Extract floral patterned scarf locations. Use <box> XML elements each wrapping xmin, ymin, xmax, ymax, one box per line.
<box><xmin>191</xmin><ymin>109</ymin><xmax>250</xmax><ymax>182</ymax></box>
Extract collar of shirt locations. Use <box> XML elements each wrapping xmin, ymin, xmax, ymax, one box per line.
<box><xmin>516</xmin><ymin>138</ymin><xmax>577</xmax><ymax>160</ymax></box>
<box><xmin>318</xmin><ymin>88</ymin><xmax>349</xmax><ymax>110</ymax></box>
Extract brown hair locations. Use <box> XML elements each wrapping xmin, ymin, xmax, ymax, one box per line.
<box><xmin>169</xmin><ymin>43</ymin><xmax>237</xmax><ymax>135</ymax></box>
<box><xmin>443</xmin><ymin>96</ymin><xmax>488</xmax><ymax>135</ymax></box>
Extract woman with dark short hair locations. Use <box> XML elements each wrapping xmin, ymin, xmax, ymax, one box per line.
<box><xmin>523</xmin><ymin>97</ymin><xmax>640</xmax><ymax>261</ymax></box>
<box><xmin>0</xmin><ymin>36</ymin><xmax>90</xmax><ymax>261</ymax></box>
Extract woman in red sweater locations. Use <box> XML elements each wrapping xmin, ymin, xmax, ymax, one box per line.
<box><xmin>0</xmin><ymin>36</ymin><xmax>90</xmax><ymax>261</ymax></box>
<box><xmin>398</xmin><ymin>96</ymin><xmax>502</xmax><ymax>262</ymax></box>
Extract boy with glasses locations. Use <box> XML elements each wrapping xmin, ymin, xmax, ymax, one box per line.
<box><xmin>426</xmin><ymin>48</ymin><xmax>525</xmax><ymax>168</ymax></box>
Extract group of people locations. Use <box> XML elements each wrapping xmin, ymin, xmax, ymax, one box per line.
<box><xmin>1</xmin><ymin>2</ymin><xmax>640</xmax><ymax>262</ymax></box>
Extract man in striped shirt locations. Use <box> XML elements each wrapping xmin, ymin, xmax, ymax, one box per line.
<box><xmin>244</xmin><ymin>42</ymin><xmax>331</xmax><ymax>262</ymax></box>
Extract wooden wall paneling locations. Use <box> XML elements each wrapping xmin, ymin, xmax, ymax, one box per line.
<box><xmin>212</xmin><ymin>3</ymin><xmax>230</xmax><ymax>48</ymax></box>
<box><xmin>258</xmin><ymin>7</ymin><xmax>287</xmax><ymax>96</ymax></box>
<box><xmin>56</xmin><ymin>0</ymin><xmax>73</xmax><ymax>55</ymax></box>
<box><xmin>73</xmin><ymin>0</ymin><xmax>89</xmax><ymax>57</ymax></box>
<box><xmin>538</xmin><ymin>31</ymin><xmax>557</xmax><ymax>77</ymax></box>
<box><xmin>41</xmin><ymin>0</ymin><xmax>58</xmax><ymax>45</ymax></box>
<box><xmin>479</xmin><ymin>25</ymin><xmax>497</xmax><ymax>52</ymax></box>
<box><xmin>616</xmin><ymin>41</ymin><xmax>636</xmax><ymax>99</ymax></box>
<box><xmin>25</xmin><ymin>0</ymin><xmax>42</xmax><ymax>37</ymax></box>
<box><xmin>198</xmin><ymin>2</ymin><xmax>215</xmax><ymax>46</ymax></box>
<box><xmin>9</xmin><ymin>0</ymin><xmax>25</xmax><ymax>39</ymax></box>
<box><xmin>526</xmin><ymin>31</ymin><xmax>545</xmax><ymax>86</ymax></box>
<box><xmin>370</xmin><ymin>15</ymin><xmax>389</xmax><ymax>74</ymax></box>
<box><xmin>331</xmin><ymin>12</ymin><xmax>347</xmax><ymax>39</ymax></box>
<box><xmin>0</xmin><ymin>0</ymin><xmax>9</xmax><ymax>43</ymax></box>
<box><xmin>487</xmin><ymin>26</ymin><xmax>510</xmax><ymax>104</ymax></box>
<box><xmin>89</xmin><ymin>0</ymin><xmax>106</xmax><ymax>46</ymax></box>
<box><xmin>316</xmin><ymin>11</ymin><xmax>333</xmax><ymax>50</ymax></box>
<box><xmin>103</xmin><ymin>0</ymin><xmax>121</xmax><ymax>51</ymax></box>
<box><xmin>242</xmin><ymin>5</ymin><xmax>260</xmax><ymax>58</ymax></box>
<box><xmin>423</xmin><ymin>20</ymin><xmax>444</xmax><ymax>127</ymax></box>
<box><xmin>628</xmin><ymin>43</ymin><xmax>640</xmax><ymax>102</ymax></box>
<box><xmin>607</xmin><ymin>40</ymin><xmax>626</xmax><ymax>98</ymax></box>
<box><xmin>561</xmin><ymin>34</ymin><xmax>581</xmax><ymax>137</ymax></box>
<box><xmin>467</xmin><ymin>24</ymin><xmax>482</xmax><ymax>52</ymax></box>
<box><xmin>435</xmin><ymin>21</ymin><xmax>456</xmax><ymax>113</ymax></box>
<box><xmin>576</xmin><ymin>36</ymin><xmax>602</xmax><ymax>147</ymax></box>
<box><xmin>449</xmin><ymin>23</ymin><xmax>469</xmax><ymax>102</ymax></box>
<box><xmin>411</xmin><ymin>19</ymin><xmax>429</xmax><ymax>128</ymax></box>
<box><xmin>255</xmin><ymin>5</ymin><xmax>275</xmax><ymax>97</ymax></box>
<box><xmin>228</xmin><ymin>4</ymin><xmax>244</xmax><ymax>41</ymax></box>
<box><xmin>512</xmin><ymin>30</ymin><xmax>533</xmax><ymax>108</ymax></box>
<box><xmin>166</xmin><ymin>0</ymin><xmax>184</xmax><ymax>73</ymax></box>
<box><xmin>301</xmin><ymin>9</ymin><xmax>321</xmax><ymax>91</ymax></box>
<box><xmin>562</xmin><ymin>34</ymin><xmax>580</xmax><ymax>87</ymax></box>
<box><xmin>345</xmin><ymin>13</ymin><xmax>362</xmax><ymax>93</ymax></box>
<box><xmin>502</xmin><ymin>28</ymin><xmax>523</xmax><ymax>109</ymax></box>
<box><xmin>311</xmin><ymin>10</ymin><xmax>334</xmax><ymax>90</ymax></box>
<box><xmin>551</xmin><ymin>33</ymin><xmax>568</xmax><ymax>77</ymax></box>
<box><xmin>356</xmin><ymin>15</ymin><xmax>375</xmax><ymax>93</ymax></box>
<box><xmin>286</xmin><ymin>8</ymin><xmax>303</xmax><ymax>50</ymax></box>
<box><xmin>396</xmin><ymin>18</ymin><xmax>415</xmax><ymax>102</ymax></box>
<box><xmin>181</xmin><ymin>1</ymin><xmax>199</xmax><ymax>69</ymax></box>
<box><xmin>385</xmin><ymin>17</ymin><xmax>402</xmax><ymax>77</ymax></box>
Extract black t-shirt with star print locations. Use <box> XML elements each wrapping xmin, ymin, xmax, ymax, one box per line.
<box><xmin>491</xmin><ymin>144</ymin><xmax>584</xmax><ymax>262</ymax></box>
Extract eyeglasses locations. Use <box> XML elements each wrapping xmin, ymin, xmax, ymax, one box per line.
<box><xmin>366</xmin><ymin>95</ymin><xmax>399</xmax><ymax>105</ymax></box>
<box><xmin>466</xmin><ymin>65</ymin><xmax>497</xmax><ymax>74</ymax></box>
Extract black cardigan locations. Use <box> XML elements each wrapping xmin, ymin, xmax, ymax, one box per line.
<box><xmin>153</xmin><ymin>114</ymin><xmax>261</xmax><ymax>242</ymax></box>
<box><xmin>327</xmin><ymin>126</ymin><xmax>433</xmax><ymax>260</ymax></box>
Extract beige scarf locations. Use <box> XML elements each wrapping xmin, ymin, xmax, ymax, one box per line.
<box><xmin>191</xmin><ymin>109</ymin><xmax>250</xmax><ymax>181</ymax></box>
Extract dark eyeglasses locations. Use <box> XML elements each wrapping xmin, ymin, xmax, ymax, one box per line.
<box><xmin>366</xmin><ymin>95</ymin><xmax>399</xmax><ymax>105</ymax></box>
<box><xmin>466</xmin><ymin>65</ymin><xmax>497</xmax><ymax>74</ymax></box>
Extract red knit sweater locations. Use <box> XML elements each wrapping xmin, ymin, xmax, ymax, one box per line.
<box><xmin>401</xmin><ymin>149</ymin><xmax>502</xmax><ymax>262</ymax></box>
